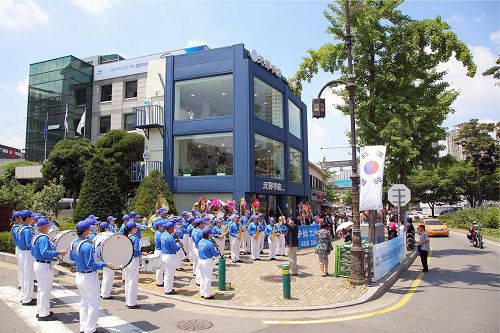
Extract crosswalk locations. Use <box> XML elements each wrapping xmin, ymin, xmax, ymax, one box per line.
<box><xmin>0</xmin><ymin>283</ymin><xmax>143</xmax><ymax>333</ymax></box>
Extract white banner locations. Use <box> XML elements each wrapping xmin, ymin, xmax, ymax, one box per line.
<box><xmin>372</xmin><ymin>236</ymin><xmax>405</xmax><ymax>281</ymax></box>
<box><xmin>359</xmin><ymin>145</ymin><xmax>386</xmax><ymax>211</ymax></box>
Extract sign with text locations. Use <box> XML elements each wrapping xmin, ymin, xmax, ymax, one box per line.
<box><xmin>372</xmin><ymin>236</ymin><xmax>405</xmax><ymax>281</ymax></box>
<box><xmin>256</xmin><ymin>179</ymin><xmax>286</xmax><ymax>193</ymax></box>
<box><xmin>298</xmin><ymin>225</ymin><xmax>320</xmax><ymax>250</ymax></box>
<box><xmin>321</xmin><ymin>160</ymin><xmax>352</xmax><ymax>168</ymax></box>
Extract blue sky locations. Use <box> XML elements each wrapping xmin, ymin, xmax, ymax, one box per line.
<box><xmin>0</xmin><ymin>0</ymin><xmax>498</xmax><ymax>164</ymax></box>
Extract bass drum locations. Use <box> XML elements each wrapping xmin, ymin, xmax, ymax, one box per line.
<box><xmin>93</xmin><ymin>232</ymin><xmax>133</xmax><ymax>268</ymax></box>
<box><xmin>53</xmin><ymin>230</ymin><xmax>77</xmax><ymax>264</ymax></box>
<box><xmin>47</xmin><ymin>229</ymin><xmax>60</xmax><ymax>241</ymax></box>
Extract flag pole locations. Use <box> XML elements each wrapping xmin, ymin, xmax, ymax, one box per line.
<box><xmin>83</xmin><ymin>106</ymin><xmax>86</xmax><ymax>138</ymax></box>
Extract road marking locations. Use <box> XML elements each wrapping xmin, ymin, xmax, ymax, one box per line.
<box><xmin>263</xmin><ymin>250</ymin><xmax>432</xmax><ymax>325</ymax></box>
<box><xmin>0</xmin><ymin>285</ymin><xmax>73</xmax><ymax>333</ymax></box>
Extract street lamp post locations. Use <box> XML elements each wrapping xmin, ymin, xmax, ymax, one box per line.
<box><xmin>312</xmin><ymin>0</ymin><xmax>365</xmax><ymax>285</ymax></box>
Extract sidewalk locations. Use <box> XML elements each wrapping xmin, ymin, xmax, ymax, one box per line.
<box><xmin>136</xmin><ymin>238</ymin><xmax>367</xmax><ymax>309</ymax></box>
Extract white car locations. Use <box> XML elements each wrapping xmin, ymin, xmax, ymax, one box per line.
<box><xmin>408</xmin><ymin>211</ymin><xmax>425</xmax><ymax>220</ymax></box>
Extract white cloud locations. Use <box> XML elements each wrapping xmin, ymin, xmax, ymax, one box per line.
<box><xmin>472</xmin><ymin>12</ymin><xmax>486</xmax><ymax>23</ymax></box>
<box><xmin>446</xmin><ymin>14</ymin><xmax>463</xmax><ymax>24</ymax></box>
<box><xmin>490</xmin><ymin>29</ymin><xmax>500</xmax><ymax>46</ymax></box>
<box><xmin>187</xmin><ymin>39</ymin><xmax>208</xmax><ymax>47</ymax></box>
<box><xmin>0</xmin><ymin>0</ymin><xmax>49</xmax><ymax>30</ymax></box>
<box><xmin>71</xmin><ymin>0</ymin><xmax>113</xmax><ymax>17</ymax></box>
<box><xmin>0</xmin><ymin>83</ymin><xmax>12</xmax><ymax>92</ymax></box>
<box><xmin>15</xmin><ymin>76</ymin><xmax>29</xmax><ymax>96</ymax></box>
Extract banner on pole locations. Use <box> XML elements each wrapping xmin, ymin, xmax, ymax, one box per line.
<box><xmin>359</xmin><ymin>145</ymin><xmax>386</xmax><ymax>211</ymax></box>
<box><xmin>298</xmin><ymin>225</ymin><xmax>320</xmax><ymax>250</ymax></box>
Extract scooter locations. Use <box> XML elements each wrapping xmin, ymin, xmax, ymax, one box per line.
<box><xmin>467</xmin><ymin>226</ymin><xmax>484</xmax><ymax>249</ymax></box>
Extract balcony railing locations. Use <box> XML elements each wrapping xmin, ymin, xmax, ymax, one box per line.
<box><xmin>130</xmin><ymin>161</ymin><xmax>163</xmax><ymax>182</ymax></box>
<box><xmin>133</xmin><ymin>104</ymin><xmax>164</xmax><ymax>128</ymax></box>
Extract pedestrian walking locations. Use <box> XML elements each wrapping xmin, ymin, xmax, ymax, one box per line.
<box><xmin>315</xmin><ymin>222</ymin><xmax>333</xmax><ymax>277</ymax></box>
<box><xmin>417</xmin><ymin>224</ymin><xmax>430</xmax><ymax>272</ymax></box>
<box><xmin>284</xmin><ymin>216</ymin><xmax>300</xmax><ymax>276</ymax></box>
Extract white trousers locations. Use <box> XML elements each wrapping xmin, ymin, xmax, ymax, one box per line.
<box><xmin>100</xmin><ymin>266</ymin><xmax>115</xmax><ymax>298</ymax></box>
<box><xmin>162</xmin><ymin>253</ymin><xmax>176</xmax><ymax>293</ymax></box>
<box><xmin>259</xmin><ymin>232</ymin><xmax>265</xmax><ymax>251</ymax></box>
<box><xmin>19</xmin><ymin>249</ymin><xmax>34</xmax><ymax>303</ymax></box>
<box><xmin>15</xmin><ymin>247</ymin><xmax>21</xmax><ymax>288</ymax></box>
<box><xmin>188</xmin><ymin>237</ymin><xmax>194</xmax><ymax>262</ymax></box>
<box><xmin>278</xmin><ymin>234</ymin><xmax>286</xmax><ymax>255</ymax></box>
<box><xmin>154</xmin><ymin>249</ymin><xmax>165</xmax><ymax>285</ymax></box>
<box><xmin>34</xmin><ymin>262</ymin><xmax>53</xmax><ymax>317</ymax></box>
<box><xmin>76</xmin><ymin>272</ymin><xmax>100</xmax><ymax>333</ymax></box>
<box><xmin>230</xmin><ymin>236</ymin><xmax>240</xmax><ymax>261</ymax></box>
<box><xmin>214</xmin><ymin>237</ymin><xmax>224</xmax><ymax>255</ymax></box>
<box><xmin>268</xmin><ymin>237</ymin><xmax>278</xmax><ymax>259</ymax></box>
<box><xmin>182</xmin><ymin>234</ymin><xmax>190</xmax><ymax>260</ymax></box>
<box><xmin>250</xmin><ymin>236</ymin><xmax>260</xmax><ymax>259</ymax></box>
<box><xmin>198</xmin><ymin>258</ymin><xmax>213</xmax><ymax>298</ymax></box>
<box><xmin>123</xmin><ymin>257</ymin><xmax>140</xmax><ymax>306</ymax></box>
<box><xmin>175</xmin><ymin>248</ymin><xmax>183</xmax><ymax>269</ymax></box>
<box><xmin>193</xmin><ymin>247</ymin><xmax>200</xmax><ymax>284</ymax></box>
<box><xmin>241</xmin><ymin>232</ymin><xmax>250</xmax><ymax>252</ymax></box>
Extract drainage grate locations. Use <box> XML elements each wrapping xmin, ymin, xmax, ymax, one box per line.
<box><xmin>177</xmin><ymin>319</ymin><xmax>214</xmax><ymax>331</ymax></box>
<box><xmin>260</xmin><ymin>275</ymin><xmax>296</xmax><ymax>283</ymax></box>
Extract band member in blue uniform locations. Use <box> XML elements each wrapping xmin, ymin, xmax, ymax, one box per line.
<box><xmin>106</xmin><ymin>216</ymin><xmax>117</xmax><ymax>233</ymax></box>
<box><xmin>278</xmin><ymin>216</ymin><xmax>287</xmax><ymax>256</ymax></box>
<box><xmin>129</xmin><ymin>211</ymin><xmax>142</xmax><ymax>240</ymax></box>
<box><xmin>265</xmin><ymin>217</ymin><xmax>279</xmax><ymax>261</ymax></box>
<box><xmin>32</xmin><ymin>218</ymin><xmax>67</xmax><ymax>321</ymax></box>
<box><xmin>259</xmin><ymin>215</ymin><xmax>267</xmax><ymax>254</ymax></box>
<box><xmin>174</xmin><ymin>218</ymin><xmax>185</xmax><ymax>271</ymax></box>
<box><xmin>11</xmin><ymin>211</ymin><xmax>21</xmax><ymax>289</ymax></box>
<box><xmin>122</xmin><ymin>221</ymin><xmax>143</xmax><ymax>309</ymax></box>
<box><xmin>211</xmin><ymin>218</ymin><xmax>224</xmax><ymax>256</ymax></box>
<box><xmin>229</xmin><ymin>215</ymin><xmax>242</xmax><ymax>263</ymax></box>
<box><xmin>240</xmin><ymin>211</ymin><xmax>250</xmax><ymax>254</ymax></box>
<box><xmin>161</xmin><ymin>221</ymin><xmax>182</xmax><ymax>294</ymax></box>
<box><xmin>198</xmin><ymin>228</ymin><xmax>220</xmax><ymax>299</ymax></box>
<box><xmin>18</xmin><ymin>209</ymin><xmax>36</xmax><ymax>305</ymax></box>
<box><xmin>181</xmin><ymin>211</ymin><xmax>190</xmax><ymax>262</ymax></box>
<box><xmin>247</xmin><ymin>216</ymin><xmax>261</xmax><ymax>261</ymax></box>
<box><xmin>70</xmin><ymin>220</ymin><xmax>113</xmax><ymax>333</ymax></box>
<box><xmin>153</xmin><ymin>219</ymin><xmax>166</xmax><ymax>287</ymax></box>
<box><xmin>98</xmin><ymin>221</ymin><xmax>116</xmax><ymax>300</ymax></box>
<box><xmin>191</xmin><ymin>219</ymin><xmax>204</xmax><ymax>286</ymax></box>
<box><xmin>119</xmin><ymin>215</ymin><xmax>131</xmax><ymax>234</ymax></box>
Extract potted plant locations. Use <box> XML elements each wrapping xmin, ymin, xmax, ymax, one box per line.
<box><xmin>182</xmin><ymin>164</ymin><xmax>192</xmax><ymax>177</ymax></box>
<box><xmin>216</xmin><ymin>164</ymin><xmax>226</xmax><ymax>176</ymax></box>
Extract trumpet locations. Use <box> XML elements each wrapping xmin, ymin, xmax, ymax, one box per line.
<box><xmin>254</xmin><ymin>226</ymin><xmax>261</xmax><ymax>240</ymax></box>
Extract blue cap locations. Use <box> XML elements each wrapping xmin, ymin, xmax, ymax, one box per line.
<box><xmin>189</xmin><ymin>216</ymin><xmax>196</xmax><ymax>222</ymax></box>
<box><xmin>215</xmin><ymin>218</ymin><xmax>222</xmax><ymax>223</ymax></box>
<box><xmin>191</xmin><ymin>209</ymin><xmax>198</xmax><ymax>215</ymax></box>
<box><xmin>85</xmin><ymin>218</ymin><xmax>98</xmax><ymax>225</ymax></box>
<box><xmin>31</xmin><ymin>212</ymin><xmax>42</xmax><ymax>219</ymax></box>
<box><xmin>76</xmin><ymin>220</ymin><xmax>91</xmax><ymax>232</ymax></box>
<box><xmin>203</xmin><ymin>216</ymin><xmax>211</xmax><ymax>222</ymax></box>
<box><xmin>165</xmin><ymin>221</ymin><xmax>175</xmax><ymax>229</ymax></box>
<box><xmin>194</xmin><ymin>218</ymin><xmax>204</xmax><ymax>227</ymax></box>
<box><xmin>153</xmin><ymin>220</ymin><xmax>164</xmax><ymax>229</ymax></box>
<box><xmin>156</xmin><ymin>208</ymin><xmax>167</xmax><ymax>214</ymax></box>
<box><xmin>107</xmin><ymin>216</ymin><xmax>117</xmax><ymax>222</ymax></box>
<box><xmin>269</xmin><ymin>217</ymin><xmax>275</xmax><ymax>222</ymax></box>
<box><xmin>35</xmin><ymin>218</ymin><xmax>51</xmax><ymax>227</ymax></box>
<box><xmin>12</xmin><ymin>211</ymin><xmax>20</xmax><ymax>219</ymax></box>
<box><xmin>20</xmin><ymin>210</ymin><xmax>32</xmax><ymax>218</ymax></box>
<box><xmin>123</xmin><ymin>215</ymin><xmax>131</xmax><ymax>221</ymax></box>
<box><xmin>99</xmin><ymin>222</ymin><xmax>110</xmax><ymax>231</ymax></box>
<box><xmin>202</xmin><ymin>227</ymin><xmax>212</xmax><ymax>235</ymax></box>
<box><xmin>130</xmin><ymin>211</ymin><xmax>138</xmax><ymax>217</ymax></box>
<box><xmin>175</xmin><ymin>217</ymin><xmax>182</xmax><ymax>223</ymax></box>
<box><xmin>181</xmin><ymin>211</ymin><xmax>189</xmax><ymax>216</ymax></box>
<box><xmin>126</xmin><ymin>221</ymin><xmax>138</xmax><ymax>229</ymax></box>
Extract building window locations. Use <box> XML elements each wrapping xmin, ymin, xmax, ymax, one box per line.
<box><xmin>125</xmin><ymin>80</ymin><xmax>138</xmax><ymax>99</ymax></box>
<box><xmin>254</xmin><ymin>77</ymin><xmax>283</xmax><ymax>128</ymax></box>
<box><xmin>174</xmin><ymin>75</ymin><xmax>233</xmax><ymax>121</ymax></box>
<box><xmin>124</xmin><ymin>114</ymin><xmax>135</xmax><ymax>131</ymax></box>
<box><xmin>254</xmin><ymin>134</ymin><xmax>284</xmax><ymax>179</ymax></box>
<box><xmin>75</xmin><ymin>88</ymin><xmax>87</xmax><ymax>105</ymax></box>
<box><xmin>174</xmin><ymin>132</ymin><xmax>233</xmax><ymax>176</ymax></box>
<box><xmin>289</xmin><ymin>147</ymin><xmax>303</xmax><ymax>183</ymax></box>
<box><xmin>100</xmin><ymin>116</ymin><xmax>111</xmax><ymax>134</ymax></box>
<box><xmin>101</xmin><ymin>84</ymin><xmax>112</xmax><ymax>102</ymax></box>
<box><xmin>288</xmin><ymin>100</ymin><xmax>301</xmax><ymax>139</ymax></box>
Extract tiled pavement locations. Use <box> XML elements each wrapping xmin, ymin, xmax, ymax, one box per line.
<box><xmin>133</xmin><ymin>238</ymin><xmax>367</xmax><ymax>308</ymax></box>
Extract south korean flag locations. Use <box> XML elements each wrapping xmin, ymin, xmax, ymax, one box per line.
<box><xmin>359</xmin><ymin>146</ymin><xmax>386</xmax><ymax>211</ymax></box>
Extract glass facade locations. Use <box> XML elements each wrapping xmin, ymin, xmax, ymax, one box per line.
<box><xmin>288</xmin><ymin>100</ymin><xmax>301</xmax><ymax>139</ymax></box>
<box><xmin>254</xmin><ymin>134</ymin><xmax>284</xmax><ymax>179</ymax></box>
<box><xmin>174</xmin><ymin>75</ymin><xmax>233</xmax><ymax>121</ymax></box>
<box><xmin>174</xmin><ymin>132</ymin><xmax>234</xmax><ymax>176</ymax></box>
<box><xmin>26</xmin><ymin>56</ymin><xmax>93</xmax><ymax>161</ymax></box>
<box><xmin>289</xmin><ymin>147</ymin><xmax>303</xmax><ymax>183</ymax></box>
<box><xmin>254</xmin><ymin>77</ymin><xmax>283</xmax><ymax>128</ymax></box>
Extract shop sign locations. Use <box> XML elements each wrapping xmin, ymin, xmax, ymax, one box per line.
<box><xmin>262</xmin><ymin>181</ymin><xmax>285</xmax><ymax>192</ymax></box>
<box><xmin>249</xmin><ymin>49</ymin><xmax>282</xmax><ymax>78</ymax></box>
<box><xmin>311</xmin><ymin>190</ymin><xmax>325</xmax><ymax>201</ymax></box>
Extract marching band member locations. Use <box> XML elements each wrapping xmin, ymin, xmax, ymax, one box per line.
<box><xmin>240</xmin><ymin>211</ymin><xmax>251</xmax><ymax>255</ymax></box>
<box><xmin>11</xmin><ymin>211</ymin><xmax>22</xmax><ymax>289</ymax></box>
<box><xmin>181</xmin><ymin>211</ymin><xmax>190</xmax><ymax>261</ymax></box>
<box><xmin>99</xmin><ymin>222</ymin><xmax>116</xmax><ymax>300</ymax></box>
<box><xmin>229</xmin><ymin>215</ymin><xmax>242</xmax><ymax>263</ymax></box>
<box><xmin>119</xmin><ymin>215</ymin><xmax>131</xmax><ymax>234</ymax></box>
<box><xmin>153</xmin><ymin>218</ymin><xmax>166</xmax><ymax>287</ymax></box>
<box><xmin>123</xmin><ymin>221</ymin><xmax>143</xmax><ymax>309</ymax></box>
<box><xmin>278</xmin><ymin>216</ymin><xmax>287</xmax><ymax>256</ymax></box>
<box><xmin>186</xmin><ymin>216</ymin><xmax>196</xmax><ymax>263</ymax></box>
<box><xmin>198</xmin><ymin>228</ymin><xmax>220</xmax><ymax>299</ymax></box>
<box><xmin>106</xmin><ymin>216</ymin><xmax>117</xmax><ymax>233</ymax></box>
<box><xmin>174</xmin><ymin>218</ymin><xmax>185</xmax><ymax>271</ymax></box>
<box><xmin>18</xmin><ymin>209</ymin><xmax>36</xmax><ymax>306</ymax></box>
<box><xmin>129</xmin><ymin>211</ymin><xmax>142</xmax><ymax>240</ymax></box>
<box><xmin>247</xmin><ymin>216</ymin><xmax>261</xmax><ymax>261</ymax></box>
<box><xmin>70</xmin><ymin>219</ymin><xmax>113</xmax><ymax>333</ymax></box>
<box><xmin>87</xmin><ymin>219</ymin><xmax>98</xmax><ymax>241</ymax></box>
<box><xmin>211</xmin><ymin>218</ymin><xmax>225</xmax><ymax>257</ymax></box>
<box><xmin>161</xmin><ymin>221</ymin><xmax>182</xmax><ymax>295</ymax></box>
<box><xmin>265</xmin><ymin>217</ymin><xmax>279</xmax><ymax>261</ymax></box>
<box><xmin>31</xmin><ymin>218</ymin><xmax>67</xmax><ymax>321</ymax></box>
<box><xmin>259</xmin><ymin>215</ymin><xmax>266</xmax><ymax>254</ymax></box>
<box><xmin>191</xmin><ymin>219</ymin><xmax>205</xmax><ymax>286</ymax></box>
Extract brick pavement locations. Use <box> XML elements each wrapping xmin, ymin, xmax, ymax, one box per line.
<box><xmin>134</xmin><ymin>238</ymin><xmax>367</xmax><ymax>308</ymax></box>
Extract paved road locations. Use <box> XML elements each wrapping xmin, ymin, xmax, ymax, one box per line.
<box><xmin>0</xmin><ymin>231</ymin><xmax>498</xmax><ymax>333</ymax></box>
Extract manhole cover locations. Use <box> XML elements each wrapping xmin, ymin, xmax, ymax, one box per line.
<box><xmin>177</xmin><ymin>319</ymin><xmax>214</xmax><ymax>331</ymax></box>
<box><xmin>261</xmin><ymin>275</ymin><xmax>296</xmax><ymax>283</ymax></box>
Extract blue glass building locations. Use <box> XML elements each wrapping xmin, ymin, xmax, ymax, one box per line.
<box><xmin>163</xmin><ymin>44</ymin><xmax>308</xmax><ymax>216</ymax></box>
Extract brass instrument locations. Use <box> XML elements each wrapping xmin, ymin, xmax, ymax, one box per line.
<box><xmin>219</xmin><ymin>223</ymin><xmax>229</xmax><ymax>239</ymax></box>
<box><xmin>270</xmin><ymin>227</ymin><xmax>276</xmax><ymax>242</ymax></box>
<box><xmin>254</xmin><ymin>222</ymin><xmax>261</xmax><ymax>240</ymax></box>
<box><xmin>237</xmin><ymin>223</ymin><xmax>247</xmax><ymax>240</ymax></box>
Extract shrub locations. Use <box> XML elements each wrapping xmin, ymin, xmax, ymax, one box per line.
<box><xmin>0</xmin><ymin>232</ymin><xmax>15</xmax><ymax>254</ymax></box>
<box><xmin>132</xmin><ymin>169</ymin><xmax>177</xmax><ymax>217</ymax></box>
<box><xmin>439</xmin><ymin>207</ymin><xmax>500</xmax><ymax>230</ymax></box>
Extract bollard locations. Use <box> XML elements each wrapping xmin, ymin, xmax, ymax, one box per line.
<box><xmin>282</xmin><ymin>264</ymin><xmax>291</xmax><ymax>299</ymax></box>
<box><xmin>364</xmin><ymin>246</ymin><xmax>373</xmax><ymax>286</ymax></box>
<box><xmin>218</xmin><ymin>256</ymin><xmax>226</xmax><ymax>291</ymax></box>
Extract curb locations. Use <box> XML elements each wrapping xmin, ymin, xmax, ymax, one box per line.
<box><xmin>0</xmin><ymin>250</ymin><xmax>417</xmax><ymax>312</ymax></box>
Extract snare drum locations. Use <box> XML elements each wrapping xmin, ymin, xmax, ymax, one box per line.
<box><xmin>52</xmin><ymin>230</ymin><xmax>77</xmax><ymax>264</ymax></box>
<box><xmin>139</xmin><ymin>237</ymin><xmax>151</xmax><ymax>249</ymax></box>
<box><xmin>140</xmin><ymin>254</ymin><xmax>161</xmax><ymax>272</ymax></box>
<box><xmin>93</xmin><ymin>232</ymin><xmax>133</xmax><ymax>268</ymax></box>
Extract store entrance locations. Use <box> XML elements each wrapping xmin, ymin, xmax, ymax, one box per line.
<box><xmin>250</xmin><ymin>194</ymin><xmax>277</xmax><ymax>218</ymax></box>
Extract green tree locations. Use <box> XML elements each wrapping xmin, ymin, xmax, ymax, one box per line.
<box><xmin>31</xmin><ymin>177</ymin><xmax>65</xmax><ymax>218</ymax></box>
<box><xmin>41</xmin><ymin>139</ymin><xmax>95</xmax><ymax>202</ymax></box>
<box><xmin>95</xmin><ymin>130</ymin><xmax>145</xmax><ymax>195</ymax></box>
<box><xmin>73</xmin><ymin>155</ymin><xmax>123</xmax><ymax>222</ymax></box>
<box><xmin>0</xmin><ymin>180</ymin><xmax>36</xmax><ymax>211</ymax></box>
<box><xmin>291</xmin><ymin>0</ymin><xmax>476</xmax><ymax>183</ymax></box>
<box><xmin>0</xmin><ymin>161</ymin><xmax>39</xmax><ymax>186</ymax></box>
<box><xmin>320</xmin><ymin>163</ymin><xmax>341</xmax><ymax>203</ymax></box>
<box><xmin>455</xmin><ymin>119</ymin><xmax>499</xmax><ymax>206</ymax></box>
<box><xmin>482</xmin><ymin>55</ymin><xmax>500</xmax><ymax>80</ymax></box>
<box><xmin>132</xmin><ymin>169</ymin><xmax>177</xmax><ymax>217</ymax></box>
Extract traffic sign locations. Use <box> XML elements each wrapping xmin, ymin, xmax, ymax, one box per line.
<box><xmin>388</xmin><ymin>184</ymin><xmax>411</xmax><ymax>206</ymax></box>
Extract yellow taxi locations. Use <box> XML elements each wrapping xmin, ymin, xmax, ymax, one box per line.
<box><xmin>422</xmin><ymin>219</ymin><xmax>449</xmax><ymax>237</ymax></box>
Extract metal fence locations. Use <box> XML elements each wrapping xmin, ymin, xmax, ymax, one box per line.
<box><xmin>130</xmin><ymin>161</ymin><xmax>163</xmax><ymax>182</ymax></box>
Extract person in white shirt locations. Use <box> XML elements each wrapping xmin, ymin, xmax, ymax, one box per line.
<box><xmin>417</xmin><ymin>224</ymin><xmax>430</xmax><ymax>272</ymax></box>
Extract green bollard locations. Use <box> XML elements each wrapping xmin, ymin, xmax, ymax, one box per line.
<box><xmin>218</xmin><ymin>256</ymin><xmax>226</xmax><ymax>291</ymax></box>
<box><xmin>282</xmin><ymin>264</ymin><xmax>291</xmax><ymax>299</ymax></box>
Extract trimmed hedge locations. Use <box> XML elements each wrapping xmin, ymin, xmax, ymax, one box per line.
<box><xmin>0</xmin><ymin>232</ymin><xmax>15</xmax><ymax>254</ymax></box>
<box><xmin>439</xmin><ymin>207</ymin><xmax>500</xmax><ymax>238</ymax></box>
